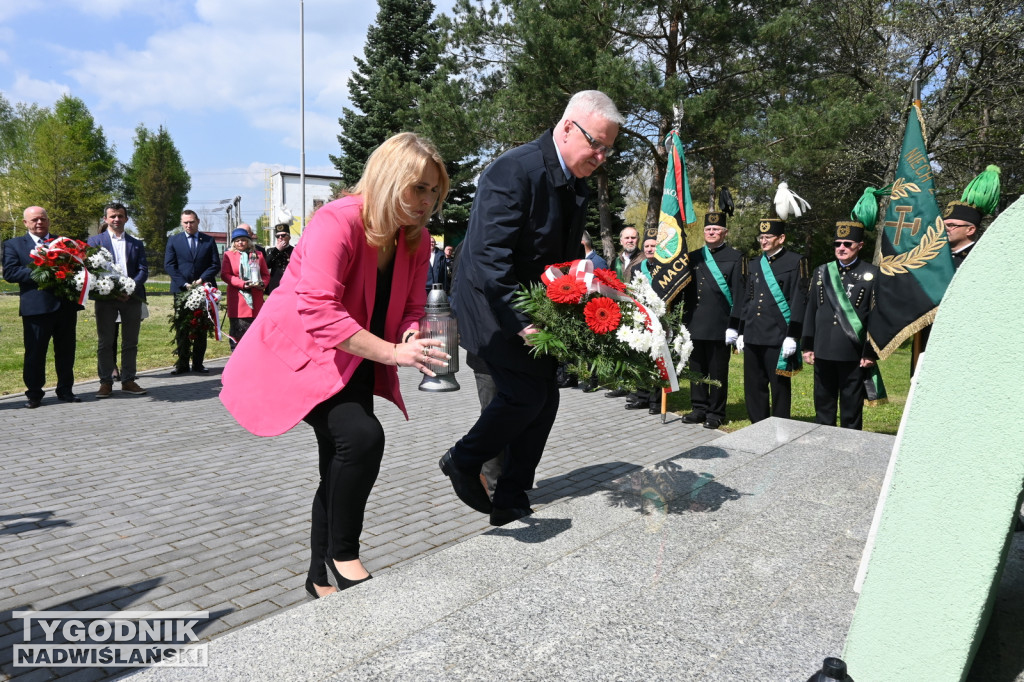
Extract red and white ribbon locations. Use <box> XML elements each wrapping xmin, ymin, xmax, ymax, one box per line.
<box><xmin>202</xmin><ymin>283</ymin><xmax>222</xmax><ymax>341</ymax></box>
<box><xmin>540</xmin><ymin>259</ymin><xmax>678</xmax><ymax>392</ymax></box>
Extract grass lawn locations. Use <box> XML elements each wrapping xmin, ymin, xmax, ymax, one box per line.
<box><xmin>0</xmin><ymin>293</ymin><xmax>230</xmax><ymax>397</ymax></box>
<box><xmin>665</xmin><ymin>346</ymin><xmax>911</xmax><ymax>435</ymax></box>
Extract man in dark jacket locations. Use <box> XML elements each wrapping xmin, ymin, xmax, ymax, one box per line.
<box><xmin>680</xmin><ymin>211</ymin><xmax>746</xmax><ymax>429</ymax></box>
<box><xmin>803</xmin><ymin>220</ymin><xmax>878</xmax><ymax>429</ymax></box>
<box><xmin>264</xmin><ymin>224</ymin><xmax>294</xmax><ymax>294</ymax></box>
<box><xmin>443</xmin><ymin>90</ymin><xmax>623</xmax><ymax>526</ymax></box>
<box><xmin>738</xmin><ymin>217</ymin><xmax>809</xmax><ymax>423</ymax></box>
<box><xmin>164</xmin><ymin>210</ymin><xmax>221</xmax><ymax>374</ymax></box>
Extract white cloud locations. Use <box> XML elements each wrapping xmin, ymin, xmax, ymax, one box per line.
<box><xmin>8</xmin><ymin>73</ymin><xmax>71</xmax><ymax>107</ymax></box>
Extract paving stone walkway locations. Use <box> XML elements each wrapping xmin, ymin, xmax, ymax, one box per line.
<box><xmin>0</xmin><ymin>349</ymin><xmax>722</xmax><ymax>680</ymax></box>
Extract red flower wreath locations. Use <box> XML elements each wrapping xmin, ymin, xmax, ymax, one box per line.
<box><xmin>593</xmin><ymin>268</ymin><xmax>626</xmax><ymax>292</ymax></box>
<box><xmin>546</xmin><ymin>274</ymin><xmax>585</xmax><ymax>304</ymax></box>
<box><xmin>584</xmin><ymin>296</ymin><xmax>622</xmax><ymax>334</ymax></box>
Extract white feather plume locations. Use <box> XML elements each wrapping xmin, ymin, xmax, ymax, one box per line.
<box><xmin>773</xmin><ymin>182</ymin><xmax>811</xmax><ymax>220</ymax></box>
<box><xmin>274</xmin><ymin>204</ymin><xmax>293</xmax><ymax>226</ymax></box>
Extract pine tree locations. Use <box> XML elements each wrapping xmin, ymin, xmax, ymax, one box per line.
<box><xmin>122</xmin><ymin>124</ymin><xmax>191</xmax><ymax>264</ymax></box>
<box><xmin>331</xmin><ymin>0</ymin><xmax>439</xmax><ymax>186</ymax></box>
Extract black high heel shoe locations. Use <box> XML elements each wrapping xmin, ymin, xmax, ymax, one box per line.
<box><xmin>305</xmin><ymin>576</ymin><xmax>333</xmax><ymax>600</ymax></box>
<box><xmin>325</xmin><ymin>559</ymin><xmax>373</xmax><ymax>592</ymax></box>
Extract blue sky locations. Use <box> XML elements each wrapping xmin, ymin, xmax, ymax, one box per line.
<box><xmin>0</xmin><ymin>0</ymin><xmax>455</xmax><ymax>232</ymax></box>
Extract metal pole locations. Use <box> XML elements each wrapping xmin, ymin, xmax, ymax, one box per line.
<box><xmin>300</xmin><ymin>0</ymin><xmax>306</xmax><ymax>233</ymax></box>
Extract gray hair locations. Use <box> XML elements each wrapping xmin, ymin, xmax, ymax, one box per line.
<box><xmin>562</xmin><ymin>90</ymin><xmax>624</xmax><ymax>126</ymax></box>
<box><xmin>581</xmin><ymin>232</ymin><xmax>595</xmax><ymax>249</ymax></box>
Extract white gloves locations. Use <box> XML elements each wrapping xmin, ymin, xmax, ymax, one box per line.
<box><xmin>781</xmin><ymin>336</ymin><xmax>797</xmax><ymax>358</ymax></box>
<box><xmin>725</xmin><ymin>328</ymin><xmax>739</xmax><ymax>345</ymax></box>
<box><xmin>735</xmin><ymin>335</ymin><xmax>744</xmax><ymax>352</ymax></box>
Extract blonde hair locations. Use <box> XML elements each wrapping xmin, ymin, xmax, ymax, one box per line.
<box><xmin>350</xmin><ymin>132</ymin><xmax>449</xmax><ymax>251</ymax></box>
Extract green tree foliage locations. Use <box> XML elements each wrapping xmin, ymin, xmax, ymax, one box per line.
<box><xmin>331</xmin><ymin>0</ymin><xmax>440</xmax><ymax>185</ymax></box>
<box><xmin>122</xmin><ymin>124</ymin><xmax>191</xmax><ymax>265</ymax></box>
<box><xmin>6</xmin><ymin>95</ymin><xmax>119</xmax><ymax>240</ymax></box>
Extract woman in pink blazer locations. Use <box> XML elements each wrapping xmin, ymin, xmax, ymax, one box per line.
<box><xmin>220</xmin><ymin>228</ymin><xmax>270</xmax><ymax>349</ymax></box>
<box><xmin>219</xmin><ymin>133</ymin><xmax>450</xmax><ymax>599</ymax></box>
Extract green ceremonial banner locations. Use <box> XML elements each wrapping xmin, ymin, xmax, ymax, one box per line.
<box><xmin>867</xmin><ymin>103</ymin><xmax>955</xmax><ymax>360</ymax></box>
<box><xmin>646</xmin><ymin>131</ymin><xmax>696</xmax><ymax>304</ymax></box>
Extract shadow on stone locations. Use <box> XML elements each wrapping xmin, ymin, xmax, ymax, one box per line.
<box><xmin>604</xmin><ymin>460</ymin><xmax>748</xmax><ymax>515</ymax></box>
<box><xmin>0</xmin><ymin>577</ymin><xmax>234</xmax><ymax>679</ymax></box>
<box><xmin>145</xmin><ymin>375</ymin><xmax>223</xmax><ymax>403</ymax></box>
<box><xmin>488</xmin><ymin>516</ymin><xmax>573</xmax><ymax>543</ymax></box>
<box><xmin>0</xmin><ymin>511</ymin><xmax>73</xmax><ymax>536</ymax></box>
<box><xmin>670</xmin><ymin>445</ymin><xmax>732</xmax><ymax>460</ymax></box>
<box><xmin>532</xmin><ymin>462</ymin><xmax>643</xmax><ymax>505</ymax></box>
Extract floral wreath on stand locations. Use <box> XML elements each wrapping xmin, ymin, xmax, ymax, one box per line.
<box><xmin>513</xmin><ymin>259</ymin><xmax>711</xmax><ymax>393</ymax></box>
<box><xmin>169</xmin><ymin>284</ymin><xmax>222</xmax><ymax>358</ymax></box>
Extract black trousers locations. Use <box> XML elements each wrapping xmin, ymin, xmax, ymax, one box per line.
<box><xmin>813</xmin><ymin>359</ymin><xmax>865</xmax><ymax>430</ymax></box>
<box><xmin>22</xmin><ymin>306</ymin><xmax>78</xmax><ymax>401</ymax></box>
<box><xmin>175</xmin><ymin>328</ymin><xmax>208</xmax><ymax>370</ymax></box>
<box><xmin>228</xmin><ymin>317</ymin><xmax>254</xmax><ymax>351</ymax></box>
<box><xmin>743</xmin><ymin>343</ymin><xmax>791</xmax><ymax>423</ymax></box>
<box><xmin>688</xmin><ymin>338</ymin><xmax>731</xmax><ymax>420</ymax></box>
<box><xmin>302</xmin><ymin>361</ymin><xmax>384</xmax><ymax>583</ymax></box>
<box><xmin>452</xmin><ymin>361</ymin><xmax>559</xmax><ymax>510</ymax></box>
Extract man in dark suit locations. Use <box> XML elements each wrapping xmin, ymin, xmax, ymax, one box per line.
<box><xmin>2</xmin><ymin>206</ymin><xmax>82</xmax><ymax>408</ymax></box>
<box><xmin>264</xmin><ymin>224</ymin><xmax>293</xmax><ymax>294</ymax></box>
<box><xmin>738</xmin><ymin>217</ymin><xmax>809</xmax><ymax>423</ymax></box>
<box><xmin>164</xmin><ymin>209</ymin><xmax>221</xmax><ymax>374</ymax></box>
<box><xmin>442</xmin><ymin>90</ymin><xmax>623</xmax><ymax>526</ymax></box>
<box><xmin>803</xmin><ymin>220</ymin><xmax>878</xmax><ymax>429</ymax></box>
<box><xmin>680</xmin><ymin>211</ymin><xmax>746</xmax><ymax>429</ymax></box>
<box><xmin>88</xmin><ymin>203</ymin><xmax>149</xmax><ymax>398</ymax></box>
<box><xmin>425</xmin><ymin>237</ymin><xmax>448</xmax><ymax>292</ymax></box>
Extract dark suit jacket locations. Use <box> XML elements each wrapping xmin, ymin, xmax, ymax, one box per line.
<box><xmin>585</xmin><ymin>250</ymin><xmax>609</xmax><ymax>271</ymax></box>
<box><xmin>2</xmin><ymin>233</ymin><xmax>82</xmax><ymax>316</ymax></box>
<box><xmin>803</xmin><ymin>259</ymin><xmax>878</xmax><ymax>361</ymax></box>
<box><xmin>682</xmin><ymin>244</ymin><xmax>746</xmax><ymax>342</ymax></box>
<box><xmin>87</xmin><ymin>231</ymin><xmax>149</xmax><ymax>300</ymax></box>
<box><xmin>740</xmin><ymin>247</ymin><xmax>809</xmax><ymax>346</ymax></box>
<box><xmin>164</xmin><ymin>231</ymin><xmax>221</xmax><ymax>292</ymax></box>
<box><xmin>451</xmin><ymin>131</ymin><xmax>589</xmax><ymax>376</ymax></box>
<box><xmin>425</xmin><ymin>247</ymin><xmax>449</xmax><ymax>291</ymax></box>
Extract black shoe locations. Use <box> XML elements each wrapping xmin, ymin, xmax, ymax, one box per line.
<box><xmin>681</xmin><ymin>411</ymin><xmax>706</xmax><ymax>424</ymax></box>
<box><xmin>170</xmin><ymin>366</ymin><xmax>189</xmax><ymax>375</ymax></box>
<box><xmin>605</xmin><ymin>389</ymin><xmax>628</xmax><ymax>398</ymax></box>
<box><xmin>25</xmin><ymin>399</ymin><xmax>41</xmax><ymax>409</ymax></box>
<box><xmin>624</xmin><ymin>400</ymin><xmax>647</xmax><ymax>410</ymax></box>
<box><xmin>439</xmin><ymin>449</ymin><xmax>492</xmax><ymax>513</ymax></box>
<box><xmin>193</xmin><ymin>366</ymin><xmax>210</xmax><ymax>374</ymax></box>
<box><xmin>557</xmin><ymin>378</ymin><xmax>578</xmax><ymax>388</ymax></box>
<box><xmin>57</xmin><ymin>394</ymin><xmax>81</xmax><ymax>403</ymax></box>
<box><xmin>579</xmin><ymin>383</ymin><xmax>600</xmax><ymax>393</ymax></box>
<box><xmin>490</xmin><ymin>506</ymin><xmax>533</xmax><ymax>526</ymax></box>
<box><xmin>703</xmin><ymin>417</ymin><xmax>723</xmax><ymax>430</ymax></box>
<box><xmin>648</xmin><ymin>406</ymin><xmax>660</xmax><ymax>415</ymax></box>
<box><xmin>304</xmin><ymin>576</ymin><xmax>333</xmax><ymax>600</ymax></box>
<box><xmin>325</xmin><ymin>560</ymin><xmax>373</xmax><ymax>592</ymax></box>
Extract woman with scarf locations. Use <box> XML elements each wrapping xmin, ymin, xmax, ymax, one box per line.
<box><xmin>218</xmin><ymin>133</ymin><xmax>450</xmax><ymax>599</ymax></box>
<box><xmin>221</xmin><ymin>228</ymin><xmax>270</xmax><ymax>349</ymax></box>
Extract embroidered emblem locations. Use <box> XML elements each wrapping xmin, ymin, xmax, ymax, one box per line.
<box><xmin>759</xmin><ymin>220</ymin><xmax>771</xmax><ymax>233</ymax></box>
<box><xmin>837</xmin><ymin>225</ymin><xmax>850</xmax><ymax>238</ymax></box>
<box><xmin>943</xmin><ymin>204</ymin><xmax>954</xmax><ymax>218</ymax></box>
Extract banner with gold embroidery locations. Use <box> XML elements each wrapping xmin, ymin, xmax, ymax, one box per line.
<box><xmin>867</xmin><ymin>102</ymin><xmax>955</xmax><ymax>360</ymax></box>
<box><xmin>644</xmin><ymin>131</ymin><xmax>695</xmax><ymax>304</ymax></box>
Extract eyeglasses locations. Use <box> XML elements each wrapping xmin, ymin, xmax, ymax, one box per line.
<box><xmin>276</xmin><ymin>234</ymin><xmax>289</xmax><ymax>239</ymax></box>
<box><xmin>834</xmin><ymin>241</ymin><xmax>856</xmax><ymax>248</ymax></box>
<box><xmin>572</xmin><ymin>121</ymin><xmax>615</xmax><ymax>158</ymax></box>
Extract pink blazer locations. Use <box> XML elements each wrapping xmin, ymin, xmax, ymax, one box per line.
<box><xmin>219</xmin><ymin>196</ymin><xmax>430</xmax><ymax>436</ymax></box>
<box><xmin>220</xmin><ymin>249</ymin><xmax>270</xmax><ymax>318</ymax></box>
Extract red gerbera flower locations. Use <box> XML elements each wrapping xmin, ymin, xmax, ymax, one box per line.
<box><xmin>584</xmin><ymin>297</ymin><xmax>622</xmax><ymax>334</ymax></box>
<box><xmin>546</xmin><ymin>274</ymin><xmax>585</xmax><ymax>304</ymax></box>
<box><xmin>547</xmin><ymin>260</ymin><xmax>577</xmax><ymax>272</ymax></box>
<box><xmin>55</xmin><ymin>270</ymin><xmax>67</xmax><ymax>280</ymax></box>
<box><xmin>593</xmin><ymin>268</ymin><xmax>626</xmax><ymax>292</ymax></box>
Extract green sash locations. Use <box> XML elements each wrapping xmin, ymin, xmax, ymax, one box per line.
<box><xmin>703</xmin><ymin>246</ymin><xmax>732</xmax><ymax>307</ymax></box>
<box><xmin>761</xmin><ymin>253</ymin><xmax>801</xmax><ymax>376</ymax></box>
<box><xmin>825</xmin><ymin>261</ymin><xmax>888</xmax><ymax>404</ymax></box>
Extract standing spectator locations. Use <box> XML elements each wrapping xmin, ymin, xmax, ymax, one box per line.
<box><xmin>2</xmin><ymin>206</ymin><xmax>82</xmax><ymax>407</ymax></box>
<box><xmin>164</xmin><ymin>210</ymin><xmax>221</xmax><ymax>374</ymax></box>
<box><xmin>241</xmin><ymin>223</ymin><xmax>267</xmax><ymax>260</ymax></box>
<box><xmin>582</xmin><ymin>232</ymin><xmax>608</xmax><ymax>270</ymax></box>
<box><xmin>265</xmin><ymin>224</ymin><xmax>294</xmax><ymax>294</ymax></box>
<box><xmin>626</xmin><ymin>236</ymin><xmax>664</xmax><ymax>414</ymax></box>
<box><xmin>425</xmin><ymin>237</ymin><xmax>448</xmax><ymax>292</ymax></box>
<box><xmin>218</xmin><ymin>132</ymin><xmax>449</xmax><ymax>599</ymax></box>
<box><xmin>738</xmin><ymin>216</ymin><xmax>809</xmax><ymax>422</ymax></box>
<box><xmin>221</xmin><ymin>228</ymin><xmax>270</xmax><ymax>350</ymax></box>
<box><xmin>606</xmin><ymin>226</ymin><xmax>644</xmax><ymax>398</ymax></box>
<box><xmin>88</xmin><ymin>203</ymin><xmax>149</xmax><ymax>398</ymax></box>
<box><xmin>680</xmin><ymin>210</ymin><xmax>745</xmax><ymax>429</ymax></box>
<box><xmin>444</xmin><ymin>90</ymin><xmax>623</xmax><ymax>526</ymax></box>
<box><xmin>443</xmin><ymin>244</ymin><xmax>455</xmax><ymax>293</ymax></box>
<box><xmin>803</xmin><ymin>218</ymin><xmax>878</xmax><ymax>430</ymax></box>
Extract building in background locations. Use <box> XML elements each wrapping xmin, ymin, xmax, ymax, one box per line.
<box><xmin>266</xmin><ymin>171</ymin><xmax>342</xmax><ymax>242</ymax></box>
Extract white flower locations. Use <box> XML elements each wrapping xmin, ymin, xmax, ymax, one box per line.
<box><xmin>73</xmin><ymin>270</ymin><xmax>89</xmax><ymax>292</ymax></box>
<box><xmin>184</xmin><ymin>287</ymin><xmax>206</xmax><ymax>310</ymax></box>
<box><xmin>95</xmin><ymin>277</ymin><xmax>115</xmax><ymax>295</ymax></box>
<box><xmin>119</xmin><ymin>277</ymin><xmax>136</xmax><ymax>295</ymax></box>
<box><xmin>672</xmin><ymin>324</ymin><xmax>694</xmax><ymax>375</ymax></box>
